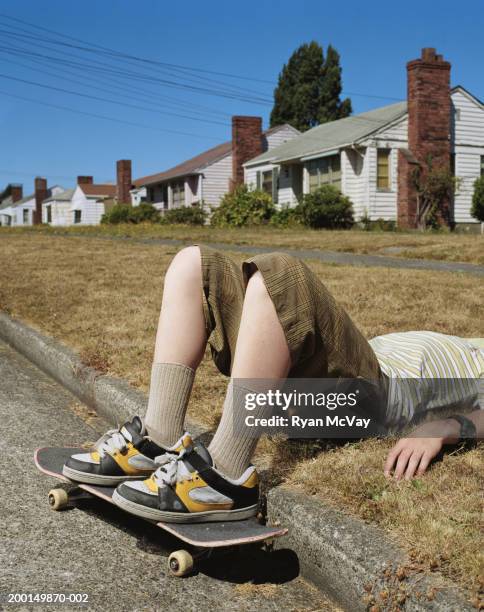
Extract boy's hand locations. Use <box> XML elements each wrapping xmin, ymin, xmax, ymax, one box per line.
<box><xmin>384</xmin><ymin>418</ymin><xmax>460</xmax><ymax>480</ymax></box>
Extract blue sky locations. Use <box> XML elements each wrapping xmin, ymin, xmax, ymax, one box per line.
<box><xmin>0</xmin><ymin>0</ymin><xmax>482</xmax><ymax>193</ymax></box>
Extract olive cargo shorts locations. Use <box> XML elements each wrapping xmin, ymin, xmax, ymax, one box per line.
<box><xmin>198</xmin><ymin>245</ymin><xmax>383</xmax><ymax>382</ymax></box>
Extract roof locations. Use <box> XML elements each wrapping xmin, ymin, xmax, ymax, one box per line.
<box><xmin>0</xmin><ymin>192</ymin><xmax>35</xmax><ymax>211</ymax></box>
<box><xmin>133</xmin><ymin>123</ymin><xmax>298</xmax><ymax>188</ymax></box>
<box><xmin>43</xmin><ymin>188</ymin><xmax>75</xmax><ymax>203</ymax></box>
<box><xmin>134</xmin><ymin>141</ymin><xmax>231</xmax><ymax>188</ymax></box>
<box><xmin>80</xmin><ymin>184</ymin><xmax>116</xmax><ymax>198</ymax></box>
<box><xmin>245</xmin><ymin>102</ymin><xmax>408</xmax><ymax>166</ymax></box>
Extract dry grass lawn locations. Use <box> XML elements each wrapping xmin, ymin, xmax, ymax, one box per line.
<box><xmin>4</xmin><ymin>222</ymin><xmax>484</xmax><ymax>265</ymax></box>
<box><xmin>0</xmin><ymin>233</ymin><xmax>482</xmax><ymax>599</ymax></box>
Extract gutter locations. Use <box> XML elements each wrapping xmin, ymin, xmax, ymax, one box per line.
<box><xmin>0</xmin><ymin>311</ymin><xmax>474</xmax><ymax>611</ymax></box>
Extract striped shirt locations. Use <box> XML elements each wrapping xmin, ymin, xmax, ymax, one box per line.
<box><xmin>369</xmin><ymin>331</ymin><xmax>484</xmax><ymax>427</ymax></box>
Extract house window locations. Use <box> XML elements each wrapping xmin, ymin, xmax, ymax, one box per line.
<box><xmin>261</xmin><ymin>170</ymin><xmax>273</xmax><ymax>195</ymax></box>
<box><xmin>74</xmin><ymin>210</ymin><xmax>81</xmax><ymax>224</ymax></box>
<box><xmin>46</xmin><ymin>205</ymin><xmax>52</xmax><ymax>223</ymax></box>
<box><xmin>377</xmin><ymin>149</ymin><xmax>391</xmax><ymax>190</ymax></box>
<box><xmin>307</xmin><ymin>154</ymin><xmax>341</xmax><ymax>192</ymax></box>
<box><xmin>22</xmin><ymin>209</ymin><xmax>28</xmax><ymax>224</ymax></box>
<box><xmin>481</xmin><ymin>155</ymin><xmax>484</xmax><ymax>177</ymax></box>
<box><xmin>172</xmin><ymin>181</ymin><xmax>185</xmax><ymax>207</ymax></box>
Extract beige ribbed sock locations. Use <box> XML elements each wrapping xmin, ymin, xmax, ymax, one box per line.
<box><xmin>209</xmin><ymin>380</ymin><xmax>268</xmax><ymax>480</ymax></box>
<box><xmin>145</xmin><ymin>362</ymin><xmax>195</xmax><ymax>448</ymax></box>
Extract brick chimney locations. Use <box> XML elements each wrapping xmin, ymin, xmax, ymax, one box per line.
<box><xmin>10</xmin><ymin>184</ymin><xmax>23</xmax><ymax>202</ymax></box>
<box><xmin>398</xmin><ymin>48</ymin><xmax>451</xmax><ymax>228</ymax></box>
<box><xmin>116</xmin><ymin>159</ymin><xmax>132</xmax><ymax>204</ymax></box>
<box><xmin>33</xmin><ymin>177</ymin><xmax>48</xmax><ymax>225</ymax></box>
<box><xmin>231</xmin><ymin>116</ymin><xmax>263</xmax><ymax>189</ymax></box>
<box><xmin>77</xmin><ymin>176</ymin><xmax>93</xmax><ymax>185</ymax></box>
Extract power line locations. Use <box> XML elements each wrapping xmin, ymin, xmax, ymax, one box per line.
<box><xmin>0</xmin><ymin>24</ymin><xmax>272</xmax><ymax>104</ymax></box>
<box><xmin>0</xmin><ymin>12</ymin><xmax>276</xmax><ymax>87</ymax></box>
<box><xmin>0</xmin><ymin>14</ymin><xmax>408</xmax><ymax>103</ymax></box>
<box><xmin>0</xmin><ymin>89</ymin><xmax>224</xmax><ymax>140</ymax></box>
<box><xmin>0</xmin><ymin>52</ymin><xmax>233</xmax><ymax>123</ymax></box>
<box><xmin>0</xmin><ymin>43</ymin><xmax>234</xmax><ymax>118</ymax></box>
<box><xmin>0</xmin><ymin>72</ymin><xmax>230</xmax><ymax>126</ymax></box>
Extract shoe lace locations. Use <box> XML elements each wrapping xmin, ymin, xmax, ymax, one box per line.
<box><xmin>94</xmin><ymin>427</ymin><xmax>132</xmax><ymax>458</ymax></box>
<box><xmin>152</xmin><ymin>448</ymin><xmax>190</xmax><ymax>487</ymax></box>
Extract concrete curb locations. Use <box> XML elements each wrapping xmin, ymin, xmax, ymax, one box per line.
<box><xmin>0</xmin><ymin>311</ymin><xmax>473</xmax><ymax>611</ymax></box>
<box><xmin>267</xmin><ymin>487</ymin><xmax>473</xmax><ymax>611</ymax></box>
<box><xmin>0</xmin><ymin>312</ymin><xmax>204</xmax><ymax>437</ymax></box>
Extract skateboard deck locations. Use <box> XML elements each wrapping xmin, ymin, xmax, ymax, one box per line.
<box><xmin>34</xmin><ymin>447</ymin><xmax>287</xmax><ymax>552</ymax></box>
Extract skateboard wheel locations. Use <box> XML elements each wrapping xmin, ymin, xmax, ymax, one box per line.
<box><xmin>168</xmin><ymin>550</ymin><xmax>193</xmax><ymax>577</ymax></box>
<box><xmin>48</xmin><ymin>488</ymin><xmax>69</xmax><ymax>510</ymax></box>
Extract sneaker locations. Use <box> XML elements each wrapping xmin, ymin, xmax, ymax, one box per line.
<box><xmin>62</xmin><ymin>416</ymin><xmax>193</xmax><ymax>486</ymax></box>
<box><xmin>112</xmin><ymin>441</ymin><xmax>259</xmax><ymax>523</ymax></box>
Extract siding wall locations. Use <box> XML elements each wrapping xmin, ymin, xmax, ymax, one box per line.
<box><xmin>201</xmin><ymin>153</ymin><xmax>232</xmax><ymax>208</ymax></box>
<box><xmin>342</xmin><ymin>149</ymin><xmax>368</xmax><ymax>220</ymax></box>
<box><xmin>43</xmin><ymin>202</ymin><xmax>72</xmax><ymax>225</ymax></box>
<box><xmin>13</xmin><ymin>198</ymin><xmax>35</xmax><ymax>225</ymax></box>
<box><xmin>264</xmin><ymin>125</ymin><xmax>300</xmax><ymax>149</ymax></box>
<box><xmin>452</xmin><ymin>90</ymin><xmax>484</xmax><ymax>223</ymax></box>
<box><xmin>67</xmin><ymin>186</ymin><xmax>105</xmax><ymax>225</ymax></box>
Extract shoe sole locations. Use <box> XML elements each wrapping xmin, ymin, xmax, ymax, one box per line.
<box><xmin>62</xmin><ymin>465</ymin><xmax>152</xmax><ymax>486</ymax></box>
<box><xmin>112</xmin><ymin>490</ymin><xmax>258</xmax><ymax>523</ymax></box>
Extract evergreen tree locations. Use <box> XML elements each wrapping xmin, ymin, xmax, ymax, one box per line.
<box><xmin>319</xmin><ymin>45</ymin><xmax>352</xmax><ymax>123</ymax></box>
<box><xmin>270</xmin><ymin>42</ymin><xmax>352</xmax><ymax>132</ymax></box>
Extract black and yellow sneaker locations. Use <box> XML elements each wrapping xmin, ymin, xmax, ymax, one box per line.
<box><xmin>112</xmin><ymin>441</ymin><xmax>259</xmax><ymax>523</ymax></box>
<box><xmin>62</xmin><ymin>416</ymin><xmax>193</xmax><ymax>486</ymax></box>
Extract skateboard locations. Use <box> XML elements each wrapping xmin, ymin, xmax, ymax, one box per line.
<box><xmin>34</xmin><ymin>447</ymin><xmax>287</xmax><ymax>577</ymax></box>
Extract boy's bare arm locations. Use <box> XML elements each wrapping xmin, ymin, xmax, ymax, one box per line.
<box><xmin>384</xmin><ymin>408</ymin><xmax>482</xmax><ymax>480</ymax></box>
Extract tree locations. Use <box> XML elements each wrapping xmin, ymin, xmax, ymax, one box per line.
<box><xmin>319</xmin><ymin>45</ymin><xmax>352</xmax><ymax>123</ymax></box>
<box><xmin>270</xmin><ymin>42</ymin><xmax>352</xmax><ymax>132</ymax></box>
<box><xmin>471</xmin><ymin>176</ymin><xmax>484</xmax><ymax>223</ymax></box>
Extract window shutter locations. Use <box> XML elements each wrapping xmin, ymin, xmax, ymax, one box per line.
<box><xmin>256</xmin><ymin>171</ymin><xmax>261</xmax><ymax>190</ymax></box>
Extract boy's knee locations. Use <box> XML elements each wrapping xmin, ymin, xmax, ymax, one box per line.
<box><xmin>245</xmin><ymin>270</ymin><xmax>269</xmax><ymax>300</ymax></box>
<box><xmin>166</xmin><ymin>246</ymin><xmax>201</xmax><ymax>283</ymax></box>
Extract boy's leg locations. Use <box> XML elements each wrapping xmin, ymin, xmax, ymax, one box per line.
<box><xmin>208</xmin><ymin>252</ymin><xmax>384</xmax><ymax>479</ymax></box>
<box><xmin>145</xmin><ymin>245</ymin><xmax>247</xmax><ymax>447</ymax></box>
<box><xmin>144</xmin><ymin>246</ymin><xmax>206</xmax><ymax>448</ymax></box>
<box><xmin>208</xmin><ymin>271</ymin><xmax>291</xmax><ymax>478</ymax></box>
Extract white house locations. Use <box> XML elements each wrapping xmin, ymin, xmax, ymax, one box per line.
<box><xmin>0</xmin><ymin>183</ymin><xmax>64</xmax><ymax>226</ymax></box>
<box><xmin>42</xmin><ymin>188</ymin><xmax>75</xmax><ymax>225</ymax></box>
<box><xmin>132</xmin><ymin>116</ymin><xmax>300</xmax><ymax>212</ymax></box>
<box><xmin>41</xmin><ymin>161</ymin><xmax>135</xmax><ymax>226</ymax></box>
<box><xmin>244</xmin><ymin>49</ymin><xmax>484</xmax><ymax>229</ymax></box>
<box><xmin>69</xmin><ymin>184</ymin><xmax>117</xmax><ymax>225</ymax></box>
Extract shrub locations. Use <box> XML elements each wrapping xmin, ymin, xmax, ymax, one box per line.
<box><xmin>101</xmin><ymin>204</ymin><xmax>131</xmax><ymax>224</ymax></box>
<box><xmin>471</xmin><ymin>176</ymin><xmax>484</xmax><ymax>223</ymax></box>
<box><xmin>297</xmin><ymin>185</ymin><xmax>354</xmax><ymax>229</ymax></box>
<box><xmin>161</xmin><ymin>205</ymin><xmax>206</xmax><ymax>226</ymax></box>
<box><xmin>359</xmin><ymin>213</ymin><xmax>396</xmax><ymax>232</ymax></box>
<box><xmin>128</xmin><ymin>203</ymin><xmax>160</xmax><ymax>223</ymax></box>
<box><xmin>101</xmin><ymin>203</ymin><xmax>159</xmax><ymax>224</ymax></box>
<box><xmin>270</xmin><ymin>205</ymin><xmax>301</xmax><ymax>228</ymax></box>
<box><xmin>211</xmin><ymin>185</ymin><xmax>275</xmax><ymax>227</ymax></box>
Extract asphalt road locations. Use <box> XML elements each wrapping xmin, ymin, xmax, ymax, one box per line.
<box><xmin>0</xmin><ymin>340</ymin><xmax>337</xmax><ymax>612</ymax></box>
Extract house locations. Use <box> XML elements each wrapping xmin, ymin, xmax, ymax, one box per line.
<box><xmin>42</xmin><ymin>188</ymin><xmax>76</xmax><ymax>225</ymax></box>
<box><xmin>131</xmin><ymin>117</ymin><xmax>300</xmax><ymax>211</ymax></box>
<box><xmin>41</xmin><ymin>160</ymin><xmax>132</xmax><ymax>226</ymax></box>
<box><xmin>244</xmin><ymin>48</ymin><xmax>484</xmax><ymax>229</ymax></box>
<box><xmin>0</xmin><ymin>183</ymin><xmax>23</xmax><ymax>226</ymax></box>
<box><xmin>0</xmin><ymin>181</ymin><xmax>64</xmax><ymax>226</ymax></box>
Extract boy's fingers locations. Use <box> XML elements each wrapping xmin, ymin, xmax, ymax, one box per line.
<box><xmin>417</xmin><ymin>452</ymin><xmax>432</xmax><ymax>475</ymax></box>
<box><xmin>384</xmin><ymin>443</ymin><xmax>403</xmax><ymax>476</ymax></box>
<box><xmin>404</xmin><ymin>450</ymin><xmax>423</xmax><ymax>480</ymax></box>
<box><xmin>394</xmin><ymin>448</ymin><xmax>412</xmax><ymax>480</ymax></box>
